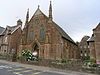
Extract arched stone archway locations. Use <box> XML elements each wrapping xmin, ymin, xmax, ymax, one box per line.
<box><xmin>32</xmin><ymin>43</ymin><xmax>39</xmax><ymax>58</ymax></box>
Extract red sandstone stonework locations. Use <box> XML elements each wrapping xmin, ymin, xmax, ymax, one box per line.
<box><xmin>88</xmin><ymin>23</ymin><xmax>100</xmax><ymax>64</ymax></box>
<box><xmin>19</xmin><ymin>2</ymin><xmax>79</xmax><ymax>61</ymax></box>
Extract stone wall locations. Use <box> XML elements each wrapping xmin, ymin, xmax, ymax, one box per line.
<box><xmin>94</xmin><ymin>30</ymin><xmax>100</xmax><ymax>64</ymax></box>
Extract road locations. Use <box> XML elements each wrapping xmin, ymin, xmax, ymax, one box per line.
<box><xmin>0</xmin><ymin>63</ymin><xmax>64</xmax><ymax>75</ymax></box>
<box><xmin>0</xmin><ymin>60</ymin><xmax>97</xmax><ymax>75</ymax></box>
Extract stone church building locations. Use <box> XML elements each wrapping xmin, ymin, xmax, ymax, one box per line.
<box><xmin>19</xmin><ymin>1</ymin><xmax>79</xmax><ymax>61</ymax></box>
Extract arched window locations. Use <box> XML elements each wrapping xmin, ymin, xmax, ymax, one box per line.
<box><xmin>28</xmin><ymin>31</ymin><xmax>34</xmax><ymax>41</ymax></box>
<box><xmin>40</xmin><ymin>26</ymin><xmax>45</xmax><ymax>41</ymax></box>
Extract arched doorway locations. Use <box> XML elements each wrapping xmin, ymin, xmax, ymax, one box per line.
<box><xmin>32</xmin><ymin>43</ymin><xmax>39</xmax><ymax>59</ymax></box>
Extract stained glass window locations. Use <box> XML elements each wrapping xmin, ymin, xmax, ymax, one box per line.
<box><xmin>28</xmin><ymin>31</ymin><xmax>34</xmax><ymax>41</ymax></box>
<box><xmin>40</xmin><ymin>26</ymin><xmax>45</xmax><ymax>41</ymax></box>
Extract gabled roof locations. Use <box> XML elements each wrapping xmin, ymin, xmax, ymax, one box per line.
<box><xmin>28</xmin><ymin>7</ymin><xmax>76</xmax><ymax>44</ymax></box>
<box><xmin>34</xmin><ymin>8</ymin><xmax>43</xmax><ymax>16</ymax></box>
<box><xmin>11</xmin><ymin>25</ymin><xmax>21</xmax><ymax>34</ymax></box>
<box><xmin>87</xmin><ymin>34</ymin><xmax>94</xmax><ymax>42</ymax></box>
<box><xmin>1</xmin><ymin>25</ymin><xmax>21</xmax><ymax>35</ymax></box>
<box><xmin>80</xmin><ymin>36</ymin><xmax>90</xmax><ymax>42</ymax></box>
<box><xmin>7</xmin><ymin>25</ymin><xmax>17</xmax><ymax>32</ymax></box>
<box><xmin>93</xmin><ymin>23</ymin><xmax>100</xmax><ymax>31</ymax></box>
<box><xmin>0</xmin><ymin>26</ymin><xmax>5</xmax><ymax>34</ymax></box>
<box><xmin>29</xmin><ymin>7</ymin><xmax>48</xmax><ymax>23</ymax></box>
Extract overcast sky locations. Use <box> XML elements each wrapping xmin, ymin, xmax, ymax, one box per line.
<box><xmin>0</xmin><ymin>0</ymin><xmax>100</xmax><ymax>42</ymax></box>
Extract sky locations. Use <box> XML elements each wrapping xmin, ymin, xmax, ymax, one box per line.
<box><xmin>0</xmin><ymin>0</ymin><xmax>100</xmax><ymax>42</ymax></box>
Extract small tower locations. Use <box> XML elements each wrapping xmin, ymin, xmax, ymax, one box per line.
<box><xmin>38</xmin><ymin>5</ymin><xmax>40</xmax><ymax>9</ymax></box>
<box><xmin>25</xmin><ymin>8</ymin><xmax>29</xmax><ymax>25</ymax></box>
<box><xmin>49</xmin><ymin>1</ymin><xmax>53</xmax><ymax>21</ymax></box>
<box><xmin>24</xmin><ymin>9</ymin><xmax>29</xmax><ymax>44</ymax></box>
<box><xmin>17</xmin><ymin>19</ymin><xmax>22</xmax><ymax>26</ymax></box>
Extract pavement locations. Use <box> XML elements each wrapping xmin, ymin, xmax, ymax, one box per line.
<box><xmin>0</xmin><ymin>60</ymin><xmax>98</xmax><ymax>75</ymax></box>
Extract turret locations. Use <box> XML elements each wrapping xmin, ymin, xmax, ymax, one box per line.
<box><xmin>25</xmin><ymin>8</ymin><xmax>29</xmax><ymax>25</ymax></box>
<box><xmin>49</xmin><ymin>1</ymin><xmax>53</xmax><ymax>21</ymax></box>
<box><xmin>17</xmin><ymin>19</ymin><xmax>22</xmax><ymax>26</ymax></box>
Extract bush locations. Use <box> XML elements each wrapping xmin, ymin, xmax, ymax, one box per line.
<box><xmin>83</xmin><ymin>59</ymin><xmax>99</xmax><ymax>68</ymax></box>
<box><xmin>21</xmin><ymin>49</ymin><xmax>38</xmax><ymax>61</ymax></box>
<box><xmin>61</xmin><ymin>59</ymin><xmax>67</xmax><ymax>63</ymax></box>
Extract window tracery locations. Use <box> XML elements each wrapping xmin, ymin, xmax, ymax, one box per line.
<box><xmin>40</xmin><ymin>25</ymin><xmax>45</xmax><ymax>41</ymax></box>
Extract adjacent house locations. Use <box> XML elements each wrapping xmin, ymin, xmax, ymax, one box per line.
<box><xmin>0</xmin><ymin>26</ymin><xmax>5</xmax><ymax>54</ymax></box>
<box><xmin>0</xmin><ymin>26</ymin><xmax>5</xmax><ymax>34</ymax></box>
<box><xmin>88</xmin><ymin>23</ymin><xmax>100</xmax><ymax>64</ymax></box>
<box><xmin>79</xmin><ymin>36</ymin><xmax>90</xmax><ymax>60</ymax></box>
<box><xmin>0</xmin><ymin>20</ymin><xmax>22</xmax><ymax>61</ymax></box>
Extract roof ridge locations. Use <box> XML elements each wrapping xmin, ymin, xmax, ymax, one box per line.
<box><xmin>11</xmin><ymin>25</ymin><xmax>21</xmax><ymax>34</ymax></box>
<box><xmin>29</xmin><ymin>7</ymin><xmax>48</xmax><ymax>23</ymax></box>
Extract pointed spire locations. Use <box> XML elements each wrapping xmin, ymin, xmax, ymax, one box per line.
<box><xmin>49</xmin><ymin>1</ymin><xmax>53</xmax><ymax>21</ymax></box>
<box><xmin>98</xmin><ymin>22</ymin><xmax>100</xmax><ymax>25</ymax></box>
<box><xmin>38</xmin><ymin>5</ymin><xmax>40</xmax><ymax>9</ymax></box>
<box><xmin>25</xmin><ymin>8</ymin><xmax>29</xmax><ymax>24</ymax></box>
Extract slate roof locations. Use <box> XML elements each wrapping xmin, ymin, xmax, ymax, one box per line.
<box><xmin>0</xmin><ymin>26</ymin><xmax>5</xmax><ymax>34</ymax></box>
<box><xmin>1</xmin><ymin>25</ymin><xmax>21</xmax><ymax>35</ymax></box>
<box><xmin>52</xmin><ymin>22</ymin><xmax>75</xmax><ymax>44</ymax></box>
<box><xmin>87</xmin><ymin>34</ymin><xmax>94</xmax><ymax>42</ymax></box>
<box><xmin>7</xmin><ymin>25</ymin><xmax>17</xmax><ymax>32</ymax></box>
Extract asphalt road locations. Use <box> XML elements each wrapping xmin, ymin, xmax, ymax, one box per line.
<box><xmin>0</xmin><ymin>60</ymin><xmax>97</xmax><ymax>75</ymax></box>
<box><xmin>0</xmin><ymin>62</ymin><xmax>64</xmax><ymax>75</ymax></box>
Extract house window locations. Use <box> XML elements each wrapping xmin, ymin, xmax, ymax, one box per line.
<box><xmin>84</xmin><ymin>45</ymin><xmax>87</xmax><ymax>48</ymax></box>
<box><xmin>4</xmin><ymin>50</ymin><xmax>6</xmax><ymax>53</ymax></box>
<box><xmin>81</xmin><ymin>54</ymin><xmax>83</xmax><ymax>56</ymax></box>
<box><xmin>88</xmin><ymin>46</ymin><xmax>89</xmax><ymax>48</ymax></box>
<box><xmin>5</xmin><ymin>37</ymin><xmax>7</xmax><ymax>43</ymax></box>
<box><xmin>80</xmin><ymin>46</ymin><xmax>82</xmax><ymax>49</ymax></box>
<box><xmin>84</xmin><ymin>53</ymin><xmax>87</xmax><ymax>56</ymax></box>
